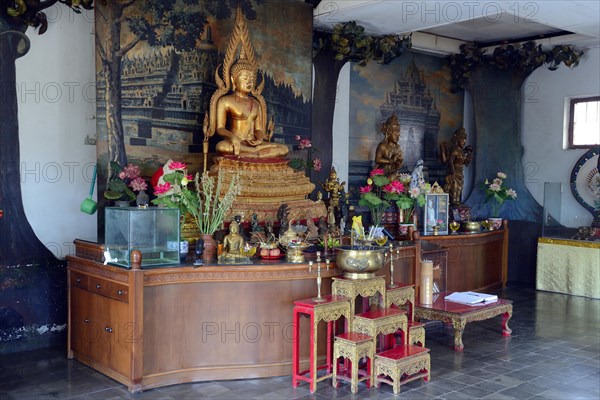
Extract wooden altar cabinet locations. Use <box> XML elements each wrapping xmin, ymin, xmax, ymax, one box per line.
<box><xmin>419</xmin><ymin>221</ymin><xmax>508</xmax><ymax>292</ymax></box>
<box><xmin>66</xmin><ymin>240</ymin><xmax>420</xmax><ymax>392</ymax></box>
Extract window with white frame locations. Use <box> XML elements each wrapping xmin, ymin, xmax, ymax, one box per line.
<box><xmin>568</xmin><ymin>96</ymin><xmax>600</xmax><ymax>148</ymax></box>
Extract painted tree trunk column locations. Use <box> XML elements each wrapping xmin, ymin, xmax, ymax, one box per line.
<box><xmin>463</xmin><ymin>65</ymin><xmax>542</xmax><ymax>222</ymax></box>
<box><xmin>0</xmin><ymin>29</ymin><xmax>56</xmax><ymax>265</ymax></box>
<box><xmin>312</xmin><ymin>50</ymin><xmax>346</xmax><ymax>191</ymax></box>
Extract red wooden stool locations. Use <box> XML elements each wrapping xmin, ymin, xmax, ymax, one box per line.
<box><xmin>292</xmin><ymin>295</ymin><xmax>351</xmax><ymax>393</ymax></box>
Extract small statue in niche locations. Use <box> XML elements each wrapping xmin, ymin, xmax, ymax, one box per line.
<box><xmin>220</xmin><ymin>220</ymin><xmax>246</xmax><ymax>261</ymax></box>
<box><xmin>265</xmin><ymin>221</ymin><xmax>276</xmax><ymax>242</ymax></box>
<box><xmin>250</xmin><ymin>212</ymin><xmax>263</xmax><ymax>234</ymax></box>
<box><xmin>305</xmin><ymin>211</ymin><xmax>319</xmax><ymax>241</ymax></box>
<box><xmin>440</xmin><ymin>127</ymin><xmax>474</xmax><ymax>206</ymax></box>
<box><xmin>234</xmin><ymin>214</ymin><xmax>249</xmax><ymax>241</ymax></box>
<box><xmin>277</xmin><ymin>203</ymin><xmax>291</xmax><ymax>233</ymax></box>
<box><xmin>318</xmin><ymin>216</ymin><xmax>328</xmax><ymax>239</ymax></box>
<box><xmin>375</xmin><ymin>112</ymin><xmax>404</xmax><ymax>179</ymax></box>
<box><xmin>322</xmin><ymin>166</ymin><xmax>345</xmax><ymax>209</ymax></box>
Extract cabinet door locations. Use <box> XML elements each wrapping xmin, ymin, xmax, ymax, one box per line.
<box><xmin>108</xmin><ymin>299</ymin><xmax>132</xmax><ymax>377</ymax></box>
<box><xmin>88</xmin><ymin>294</ymin><xmax>111</xmax><ymax>366</ymax></box>
<box><xmin>70</xmin><ymin>287</ymin><xmax>92</xmax><ymax>357</ymax></box>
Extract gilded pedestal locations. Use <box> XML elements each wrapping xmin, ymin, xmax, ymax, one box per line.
<box><xmin>210</xmin><ymin>156</ymin><xmax>326</xmax><ymax>221</ymax></box>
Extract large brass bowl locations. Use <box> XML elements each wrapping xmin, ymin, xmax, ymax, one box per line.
<box><xmin>462</xmin><ymin>221</ymin><xmax>481</xmax><ymax>233</ymax></box>
<box><xmin>335</xmin><ymin>245</ymin><xmax>387</xmax><ymax>279</ymax></box>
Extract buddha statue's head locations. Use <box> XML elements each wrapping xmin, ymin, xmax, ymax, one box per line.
<box><xmin>229</xmin><ymin>220</ymin><xmax>240</xmax><ymax>234</ymax></box>
<box><xmin>230</xmin><ymin>57</ymin><xmax>257</xmax><ymax>92</ymax></box>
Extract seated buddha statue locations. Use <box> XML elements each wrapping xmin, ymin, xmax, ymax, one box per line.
<box><xmin>214</xmin><ymin>58</ymin><xmax>289</xmax><ymax>159</ymax></box>
<box><xmin>201</xmin><ymin>7</ymin><xmax>325</xmax><ymax>223</ymax></box>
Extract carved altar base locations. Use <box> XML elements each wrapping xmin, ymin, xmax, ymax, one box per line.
<box><xmin>210</xmin><ymin>156</ymin><xmax>326</xmax><ymax>221</ymax></box>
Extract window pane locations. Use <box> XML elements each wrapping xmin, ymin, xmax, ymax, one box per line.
<box><xmin>571</xmin><ymin>98</ymin><xmax>600</xmax><ymax>147</ymax></box>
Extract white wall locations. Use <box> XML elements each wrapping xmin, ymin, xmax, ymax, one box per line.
<box><xmin>332</xmin><ymin>63</ymin><xmax>350</xmax><ymax>190</ymax></box>
<box><xmin>522</xmin><ymin>46</ymin><xmax>600</xmax><ymax>227</ymax></box>
<box><xmin>16</xmin><ymin>5</ymin><xmax>97</xmax><ymax>259</ymax></box>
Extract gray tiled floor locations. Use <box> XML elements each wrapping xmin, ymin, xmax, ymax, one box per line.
<box><xmin>1</xmin><ymin>287</ymin><xmax>599</xmax><ymax>399</ymax></box>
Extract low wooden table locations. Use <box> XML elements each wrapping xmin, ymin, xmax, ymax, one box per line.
<box><xmin>414</xmin><ymin>292</ymin><xmax>512</xmax><ymax>351</ymax></box>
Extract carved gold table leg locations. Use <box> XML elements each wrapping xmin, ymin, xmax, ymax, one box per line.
<box><xmin>452</xmin><ymin>319</ymin><xmax>467</xmax><ymax>351</ymax></box>
<box><xmin>502</xmin><ymin>310</ymin><xmax>513</xmax><ymax>336</ymax></box>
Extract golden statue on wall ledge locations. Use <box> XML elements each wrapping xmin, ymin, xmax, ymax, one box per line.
<box><xmin>203</xmin><ymin>9</ymin><xmax>288</xmax><ymax>162</ymax></box>
<box><xmin>375</xmin><ymin>113</ymin><xmax>404</xmax><ymax>179</ymax></box>
<box><xmin>440</xmin><ymin>127</ymin><xmax>474</xmax><ymax>206</ymax></box>
<box><xmin>201</xmin><ymin>7</ymin><xmax>325</xmax><ymax>222</ymax></box>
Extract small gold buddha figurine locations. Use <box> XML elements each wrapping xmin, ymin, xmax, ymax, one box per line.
<box><xmin>220</xmin><ymin>220</ymin><xmax>246</xmax><ymax>261</ymax></box>
<box><xmin>322</xmin><ymin>166</ymin><xmax>345</xmax><ymax>209</ymax></box>
<box><xmin>440</xmin><ymin>127</ymin><xmax>474</xmax><ymax>206</ymax></box>
<box><xmin>375</xmin><ymin>113</ymin><xmax>404</xmax><ymax>179</ymax></box>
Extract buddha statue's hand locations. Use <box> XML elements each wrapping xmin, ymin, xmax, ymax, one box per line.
<box><xmin>244</xmin><ymin>139</ymin><xmax>263</xmax><ymax>147</ymax></box>
<box><xmin>230</xmin><ymin>137</ymin><xmax>242</xmax><ymax>155</ymax></box>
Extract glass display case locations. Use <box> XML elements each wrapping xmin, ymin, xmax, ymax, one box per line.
<box><xmin>104</xmin><ymin>207</ymin><xmax>180</xmax><ymax>268</ymax></box>
<box><xmin>542</xmin><ymin>182</ymin><xmax>589</xmax><ymax>239</ymax></box>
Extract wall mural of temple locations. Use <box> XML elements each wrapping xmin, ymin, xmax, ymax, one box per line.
<box><xmin>348</xmin><ymin>52</ymin><xmax>464</xmax><ymax>200</ymax></box>
<box><xmin>94</xmin><ymin>1</ymin><xmax>313</xmax><ymax>196</ymax></box>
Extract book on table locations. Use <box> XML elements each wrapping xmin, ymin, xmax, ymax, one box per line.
<box><xmin>444</xmin><ymin>291</ymin><xmax>498</xmax><ymax>305</ymax></box>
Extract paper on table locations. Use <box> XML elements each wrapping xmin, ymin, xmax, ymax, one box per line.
<box><xmin>444</xmin><ymin>291</ymin><xmax>498</xmax><ymax>305</ymax></box>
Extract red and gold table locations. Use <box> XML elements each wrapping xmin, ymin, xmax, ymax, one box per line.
<box><xmin>292</xmin><ymin>294</ymin><xmax>352</xmax><ymax>393</ymax></box>
<box><xmin>414</xmin><ymin>291</ymin><xmax>512</xmax><ymax>351</ymax></box>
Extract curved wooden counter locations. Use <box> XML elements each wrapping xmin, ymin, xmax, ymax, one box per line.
<box><xmin>420</xmin><ymin>221</ymin><xmax>508</xmax><ymax>292</ymax></box>
<box><xmin>66</xmin><ymin>243</ymin><xmax>342</xmax><ymax>392</ymax></box>
<box><xmin>66</xmin><ymin>241</ymin><xmax>423</xmax><ymax>392</ymax></box>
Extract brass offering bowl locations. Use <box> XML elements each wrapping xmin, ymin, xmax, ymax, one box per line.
<box><xmin>462</xmin><ymin>221</ymin><xmax>481</xmax><ymax>233</ymax></box>
<box><xmin>335</xmin><ymin>245</ymin><xmax>387</xmax><ymax>279</ymax></box>
<box><xmin>285</xmin><ymin>243</ymin><xmax>310</xmax><ymax>263</ymax></box>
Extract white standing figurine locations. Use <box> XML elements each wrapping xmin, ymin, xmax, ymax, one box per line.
<box><xmin>410</xmin><ymin>159</ymin><xmax>425</xmax><ymax>191</ymax></box>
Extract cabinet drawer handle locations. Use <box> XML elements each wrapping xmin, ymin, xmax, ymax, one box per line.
<box><xmin>84</xmin><ymin>318</ymin><xmax>90</xmax><ymax>324</ymax></box>
<box><xmin>105</xmin><ymin>327</ymin><xmax>113</xmax><ymax>333</ymax></box>
<box><xmin>96</xmin><ymin>284</ymin><xmax>101</xmax><ymax>289</ymax></box>
<box><xmin>117</xmin><ymin>290</ymin><xmax>123</xmax><ymax>295</ymax></box>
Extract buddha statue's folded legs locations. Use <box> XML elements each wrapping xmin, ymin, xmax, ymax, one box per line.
<box><xmin>216</xmin><ymin>139</ymin><xmax>289</xmax><ymax>159</ymax></box>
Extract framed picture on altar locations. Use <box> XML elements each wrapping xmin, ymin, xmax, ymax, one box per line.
<box><xmin>423</xmin><ymin>194</ymin><xmax>449</xmax><ymax>235</ymax></box>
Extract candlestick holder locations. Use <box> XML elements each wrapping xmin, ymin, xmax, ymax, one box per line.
<box><xmin>388</xmin><ymin>244</ymin><xmax>398</xmax><ymax>288</ymax></box>
<box><xmin>309</xmin><ymin>252</ymin><xmax>326</xmax><ymax>302</ymax></box>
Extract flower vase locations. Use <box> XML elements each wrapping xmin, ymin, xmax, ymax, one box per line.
<box><xmin>201</xmin><ymin>234</ymin><xmax>217</xmax><ymax>262</ymax></box>
<box><xmin>136</xmin><ymin>190</ymin><xmax>149</xmax><ymax>207</ymax></box>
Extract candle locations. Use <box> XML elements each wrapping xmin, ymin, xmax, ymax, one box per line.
<box><xmin>420</xmin><ymin>259</ymin><xmax>433</xmax><ymax>305</ymax></box>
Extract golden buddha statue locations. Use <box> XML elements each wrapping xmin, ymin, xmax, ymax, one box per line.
<box><xmin>375</xmin><ymin>113</ymin><xmax>404</xmax><ymax>179</ymax></box>
<box><xmin>213</xmin><ymin>56</ymin><xmax>289</xmax><ymax>158</ymax></box>
<box><xmin>219</xmin><ymin>220</ymin><xmax>246</xmax><ymax>261</ymax></box>
<box><xmin>202</xmin><ymin>7</ymin><xmax>325</xmax><ymax>222</ymax></box>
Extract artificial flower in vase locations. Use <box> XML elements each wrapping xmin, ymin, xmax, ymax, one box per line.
<box><xmin>482</xmin><ymin>171</ymin><xmax>517</xmax><ymax>229</ymax></box>
<box><xmin>359</xmin><ymin>169</ymin><xmax>407</xmax><ymax>241</ymax></box>
<box><xmin>104</xmin><ymin>162</ymin><xmax>147</xmax><ymax>206</ymax></box>
<box><xmin>151</xmin><ymin>160</ymin><xmax>199</xmax><ymax>260</ymax></box>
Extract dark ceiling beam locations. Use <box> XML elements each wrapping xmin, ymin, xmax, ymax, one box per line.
<box><xmin>305</xmin><ymin>0</ymin><xmax>322</xmax><ymax>8</ymax></box>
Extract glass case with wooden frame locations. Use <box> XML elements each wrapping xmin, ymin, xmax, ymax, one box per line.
<box><xmin>423</xmin><ymin>194</ymin><xmax>449</xmax><ymax>235</ymax></box>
